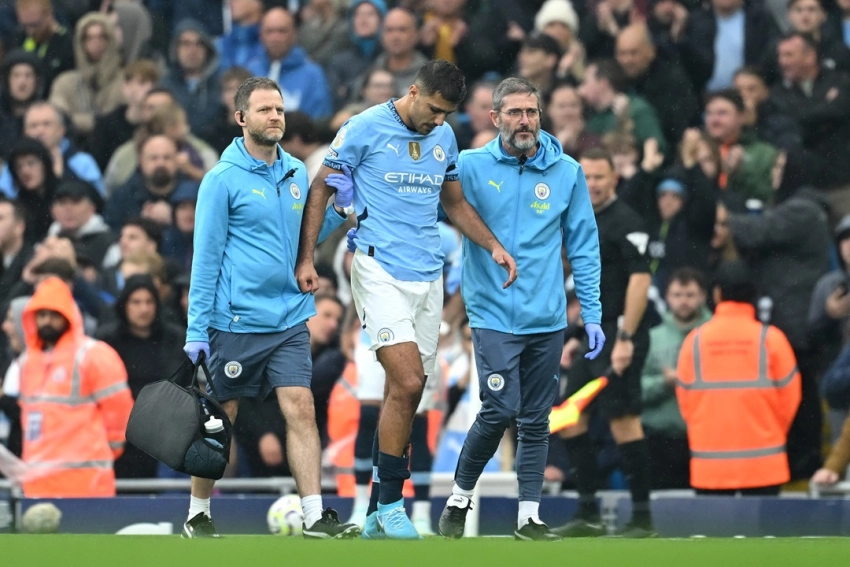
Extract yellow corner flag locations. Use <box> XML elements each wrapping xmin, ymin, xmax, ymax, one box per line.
<box><xmin>549</xmin><ymin>376</ymin><xmax>609</xmax><ymax>434</ymax></box>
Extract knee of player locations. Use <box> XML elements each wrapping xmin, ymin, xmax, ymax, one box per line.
<box><xmin>482</xmin><ymin>402</ymin><xmax>519</xmax><ymax>428</ymax></box>
<box><xmin>278</xmin><ymin>387</ymin><xmax>316</xmax><ymax>423</ymax></box>
<box><xmin>516</xmin><ymin>419</ymin><xmax>550</xmax><ymax>442</ymax></box>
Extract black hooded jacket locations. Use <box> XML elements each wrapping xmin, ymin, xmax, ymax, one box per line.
<box><xmin>0</xmin><ymin>50</ymin><xmax>45</xmax><ymax>159</ymax></box>
<box><xmin>8</xmin><ymin>136</ymin><xmax>58</xmax><ymax>244</ymax></box>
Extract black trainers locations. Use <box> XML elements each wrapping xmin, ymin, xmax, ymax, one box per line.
<box><xmin>438</xmin><ymin>495</ymin><xmax>472</xmax><ymax>539</ymax></box>
<box><xmin>552</xmin><ymin>517</ymin><xmax>606</xmax><ymax>537</ymax></box>
<box><xmin>614</xmin><ymin>522</ymin><xmax>658</xmax><ymax>538</ymax></box>
<box><xmin>182</xmin><ymin>512</ymin><xmax>221</xmax><ymax>538</ymax></box>
<box><xmin>514</xmin><ymin>519</ymin><xmax>562</xmax><ymax>541</ymax></box>
<box><xmin>303</xmin><ymin>508</ymin><xmax>361</xmax><ymax>539</ymax></box>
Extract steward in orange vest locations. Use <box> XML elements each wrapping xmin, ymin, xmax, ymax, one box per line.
<box><xmin>19</xmin><ymin>277</ymin><xmax>133</xmax><ymax>497</ymax></box>
<box><xmin>677</xmin><ymin>262</ymin><xmax>801</xmax><ymax>493</ymax></box>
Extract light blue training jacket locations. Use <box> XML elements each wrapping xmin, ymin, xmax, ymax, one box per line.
<box><xmin>187</xmin><ymin>138</ymin><xmax>346</xmax><ymax>342</ymax></box>
<box><xmin>458</xmin><ymin>130</ymin><xmax>602</xmax><ymax>334</ymax></box>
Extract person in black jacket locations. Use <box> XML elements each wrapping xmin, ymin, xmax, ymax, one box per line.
<box><xmin>96</xmin><ymin>274</ymin><xmax>188</xmax><ymax>478</ymax></box>
<box><xmin>0</xmin><ymin>49</ymin><xmax>45</xmax><ymax>159</ymax></box>
<box><xmin>7</xmin><ymin>136</ymin><xmax>59</xmax><ymax>244</ymax></box>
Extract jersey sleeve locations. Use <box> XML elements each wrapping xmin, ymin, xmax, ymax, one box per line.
<box><xmin>617</xmin><ymin>210</ymin><xmax>651</xmax><ymax>276</ymax></box>
<box><xmin>323</xmin><ymin>117</ymin><xmax>366</xmax><ymax>171</ymax></box>
<box><xmin>444</xmin><ymin>128</ymin><xmax>459</xmax><ymax>183</ymax></box>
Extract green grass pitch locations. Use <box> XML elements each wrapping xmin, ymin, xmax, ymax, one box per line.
<box><xmin>3</xmin><ymin>536</ymin><xmax>850</xmax><ymax>567</ymax></box>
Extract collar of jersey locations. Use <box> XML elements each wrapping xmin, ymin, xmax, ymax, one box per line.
<box><xmin>386</xmin><ymin>99</ymin><xmax>418</xmax><ymax>133</ymax></box>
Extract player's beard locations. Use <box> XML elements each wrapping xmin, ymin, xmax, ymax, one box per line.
<box><xmin>247</xmin><ymin>122</ymin><xmax>284</xmax><ymax>147</ymax></box>
<box><xmin>500</xmin><ymin>121</ymin><xmax>539</xmax><ymax>154</ymax></box>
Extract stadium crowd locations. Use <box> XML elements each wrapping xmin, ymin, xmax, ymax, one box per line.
<box><xmin>1</xmin><ymin>0</ymin><xmax>850</xmax><ymax>530</ymax></box>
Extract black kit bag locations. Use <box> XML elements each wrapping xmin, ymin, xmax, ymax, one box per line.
<box><xmin>126</xmin><ymin>352</ymin><xmax>233</xmax><ymax>479</ymax></box>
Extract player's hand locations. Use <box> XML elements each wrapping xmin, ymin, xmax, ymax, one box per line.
<box><xmin>611</xmin><ymin>338</ymin><xmax>634</xmax><ymax>375</ymax></box>
<box><xmin>259</xmin><ymin>433</ymin><xmax>284</xmax><ymax>467</ymax></box>
<box><xmin>184</xmin><ymin>341</ymin><xmax>210</xmax><ymax>364</ymax></box>
<box><xmin>327</xmin><ymin>164</ymin><xmax>354</xmax><ymax>209</ymax></box>
<box><xmin>584</xmin><ymin>323</ymin><xmax>606</xmax><ymax>360</ymax></box>
<box><xmin>811</xmin><ymin>468</ymin><xmax>840</xmax><ymax>486</ymax></box>
<box><xmin>346</xmin><ymin>228</ymin><xmax>357</xmax><ymax>253</ymax></box>
<box><xmin>492</xmin><ymin>246</ymin><xmax>517</xmax><ymax>288</ymax></box>
<box><xmin>295</xmin><ymin>261</ymin><xmax>319</xmax><ymax>294</ymax></box>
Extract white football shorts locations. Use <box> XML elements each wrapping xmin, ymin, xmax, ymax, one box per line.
<box><xmin>354</xmin><ymin>337</ymin><xmax>442</xmax><ymax>412</ymax></box>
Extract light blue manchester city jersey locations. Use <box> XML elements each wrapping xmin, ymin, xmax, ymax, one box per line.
<box><xmin>323</xmin><ymin>100</ymin><xmax>459</xmax><ymax>282</ymax></box>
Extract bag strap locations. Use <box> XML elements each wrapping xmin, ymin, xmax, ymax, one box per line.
<box><xmin>166</xmin><ymin>357</ymin><xmax>193</xmax><ymax>383</ymax></box>
<box><xmin>193</xmin><ymin>351</ymin><xmax>220</xmax><ymax>400</ymax></box>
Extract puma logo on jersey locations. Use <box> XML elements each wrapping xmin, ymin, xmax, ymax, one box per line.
<box><xmin>252</xmin><ymin>188</ymin><xmax>266</xmax><ymax>200</ymax></box>
<box><xmin>488</xmin><ymin>180</ymin><xmax>504</xmax><ymax>192</ymax></box>
<box><xmin>386</xmin><ymin>143</ymin><xmax>400</xmax><ymax>156</ymax></box>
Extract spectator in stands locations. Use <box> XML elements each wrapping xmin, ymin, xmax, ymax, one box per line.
<box><xmin>109</xmin><ymin>1</ymin><xmax>154</xmax><ymax>66</ymax></box>
<box><xmin>105</xmin><ymin>134</ymin><xmax>198</xmax><ymax>231</ymax></box>
<box><xmin>161</xmin><ymin>182</ymin><xmax>197</xmax><ymax>272</ymax></box>
<box><xmin>307</xmin><ymin>294</ymin><xmax>346</xmax><ymax>447</ymax></box>
<box><xmin>362</xmin><ymin>8</ymin><xmax>428</xmax><ymax>99</ymax></box>
<box><xmin>779</xmin><ymin>0</ymin><xmax>850</xmax><ymax>77</ymax></box>
<box><xmin>676</xmin><ymin>261</ymin><xmax>801</xmax><ymax>496</ymax></box>
<box><xmin>13</xmin><ymin>0</ymin><xmax>74</xmax><ymax>92</ymax></box>
<box><xmin>0</xmin><ymin>296</ymin><xmax>27</xmax><ymax>459</ymax></box>
<box><xmin>19</xmin><ymin>276</ymin><xmax>132</xmax><ymax>497</ymax></box>
<box><xmin>7</xmin><ymin>136</ymin><xmax>58</xmax><ymax>243</ymax></box>
<box><xmin>172</xmin><ymin>0</ymin><xmax>224</xmax><ymax>38</ymax></box>
<box><xmin>688</xmin><ymin>0</ymin><xmax>779</xmax><ymax>92</ymax></box>
<box><xmin>770</xmin><ymin>32</ymin><xmax>850</xmax><ymax>218</ymax></box>
<box><xmin>535</xmin><ymin>0</ymin><xmax>585</xmax><ymax>83</ymax></box>
<box><xmin>89</xmin><ymin>59</ymin><xmax>160</xmax><ymax>173</ymax></box>
<box><xmin>47</xmin><ymin>179</ymin><xmax>113</xmax><ymax>270</ymax></box>
<box><xmin>248</xmin><ymin>7</ymin><xmax>332</xmax><ymax>119</ymax></box>
<box><xmin>581</xmin><ymin>0</ymin><xmax>643</xmax><ymax>61</ymax></box>
<box><xmin>97</xmin><ymin>274</ymin><xmax>188</xmax><ymax>479</ymax></box>
<box><xmin>0</xmin><ymin>49</ymin><xmax>44</xmax><ymax>159</ymax></box>
<box><xmin>300</xmin><ymin>0</ymin><xmax>351</xmax><ymax>68</ymax></box>
<box><xmin>827</xmin><ymin>0</ymin><xmax>850</xmax><ymax>49</ymax></box>
<box><xmin>202</xmin><ymin>66</ymin><xmax>252</xmax><ymax>156</ymax></box>
<box><xmin>100</xmin><ymin>217</ymin><xmax>162</xmax><ymax>295</ymax></box>
<box><xmin>517</xmin><ymin>34</ymin><xmax>561</xmax><ymax>100</ymax></box>
<box><xmin>647</xmin><ymin>0</ymin><xmax>714</xmax><ymax>94</ymax></box>
<box><xmin>641</xmin><ymin>268</ymin><xmax>710</xmax><ymax>490</ymax></box>
<box><xmin>160</xmin><ymin>19</ymin><xmax>222</xmax><ymax>143</ymax></box>
<box><xmin>725</xmin><ymin>178</ymin><xmax>830</xmax><ymax>479</ymax></box>
<box><xmin>579</xmin><ymin>59</ymin><xmax>668</xmax><ymax>156</ymax></box>
<box><xmin>453</xmin><ymin>80</ymin><xmax>495</xmax><ymax>151</ymax></box>
<box><xmin>615</xmin><ymin>23</ymin><xmax>699</xmax><ymax>149</ymax></box>
<box><xmin>546</xmin><ymin>82</ymin><xmax>600</xmax><ymax>157</ymax></box>
<box><xmin>49</xmin><ymin>12</ymin><xmax>125</xmax><ymax>140</ymax></box>
<box><xmin>0</xmin><ymin>199</ymin><xmax>33</xmax><ymax>305</ymax></box>
<box><xmin>0</xmin><ymin>102</ymin><xmax>104</xmax><ymax>197</ymax></box>
<box><xmin>418</xmin><ymin>0</ymin><xmax>491</xmax><ymax>81</ymax></box>
<box><xmin>103</xmin><ymin>90</ymin><xmax>218</xmax><ymax>192</ymax></box>
<box><xmin>280</xmin><ymin>111</ymin><xmax>329</xmax><ymax>183</ymax></box>
<box><xmin>326</xmin><ymin>0</ymin><xmax>387</xmax><ymax>109</ymax></box>
<box><xmin>733</xmin><ymin>66</ymin><xmax>801</xmax><ymax>150</ymax></box>
<box><xmin>620</xmin><ymin>137</ymin><xmax>717</xmax><ymax>290</ymax></box>
<box><xmin>703</xmin><ymin>89</ymin><xmax>778</xmax><ymax>203</ymax></box>
<box><xmin>217</xmin><ymin>0</ymin><xmax>265</xmax><ymax>71</ymax></box>
<box><xmin>145</xmin><ymin>102</ymin><xmax>214</xmax><ymax>183</ymax></box>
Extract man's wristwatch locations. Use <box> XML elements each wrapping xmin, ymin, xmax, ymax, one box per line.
<box><xmin>616</xmin><ymin>329</ymin><xmax>633</xmax><ymax>342</ymax></box>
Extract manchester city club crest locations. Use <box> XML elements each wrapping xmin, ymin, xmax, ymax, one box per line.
<box><xmin>487</xmin><ymin>373</ymin><xmax>505</xmax><ymax>391</ymax></box>
<box><xmin>408</xmin><ymin>141</ymin><xmax>421</xmax><ymax>161</ymax></box>
<box><xmin>224</xmin><ymin>361</ymin><xmax>243</xmax><ymax>379</ymax></box>
<box><xmin>377</xmin><ymin>328</ymin><xmax>395</xmax><ymax>343</ymax></box>
<box><xmin>433</xmin><ymin>145</ymin><xmax>445</xmax><ymax>161</ymax></box>
<box><xmin>534</xmin><ymin>182</ymin><xmax>550</xmax><ymax>200</ymax></box>
<box><xmin>290</xmin><ymin>182</ymin><xmax>301</xmax><ymax>199</ymax></box>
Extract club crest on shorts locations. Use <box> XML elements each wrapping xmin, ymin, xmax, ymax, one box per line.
<box><xmin>377</xmin><ymin>328</ymin><xmax>394</xmax><ymax>343</ymax></box>
<box><xmin>534</xmin><ymin>182</ymin><xmax>550</xmax><ymax>200</ymax></box>
<box><xmin>224</xmin><ymin>361</ymin><xmax>243</xmax><ymax>379</ymax></box>
<box><xmin>290</xmin><ymin>182</ymin><xmax>301</xmax><ymax>199</ymax></box>
<box><xmin>487</xmin><ymin>373</ymin><xmax>505</xmax><ymax>391</ymax></box>
<box><xmin>408</xmin><ymin>142</ymin><xmax>421</xmax><ymax>161</ymax></box>
<box><xmin>433</xmin><ymin>145</ymin><xmax>445</xmax><ymax>162</ymax></box>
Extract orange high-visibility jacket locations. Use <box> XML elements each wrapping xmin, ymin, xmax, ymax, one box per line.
<box><xmin>19</xmin><ymin>277</ymin><xmax>133</xmax><ymax>497</ymax></box>
<box><xmin>327</xmin><ymin>361</ymin><xmax>359</xmax><ymax>497</ymax></box>
<box><xmin>676</xmin><ymin>301</ymin><xmax>801</xmax><ymax>490</ymax></box>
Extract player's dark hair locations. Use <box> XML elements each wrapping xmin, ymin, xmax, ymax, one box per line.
<box><xmin>492</xmin><ymin>77</ymin><xmax>541</xmax><ymax>112</ymax></box>
<box><xmin>714</xmin><ymin>260</ymin><xmax>758</xmax><ymax>304</ymax></box>
<box><xmin>668</xmin><ymin>267</ymin><xmax>708</xmax><ymax>292</ymax></box>
<box><xmin>590</xmin><ymin>59</ymin><xmax>627</xmax><ymax>93</ymax></box>
<box><xmin>706</xmin><ymin>89</ymin><xmax>746</xmax><ymax>113</ymax></box>
<box><xmin>580</xmin><ymin>147</ymin><xmax>615</xmax><ymax>170</ymax></box>
<box><xmin>413</xmin><ymin>59</ymin><xmax>467</xmax><ymax>106</ymax></box>
<box><xmin>235</xmin><ymin>77</ymin><xmax>281</xmax><ymax>115</ymax></box>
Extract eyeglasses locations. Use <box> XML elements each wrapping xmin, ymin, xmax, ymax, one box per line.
<box><xmin>500</xmin><ymin>108</ymin><xmax>540</xmax><ymax>119</ymax></box>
